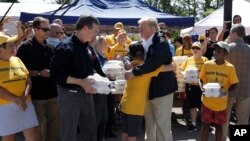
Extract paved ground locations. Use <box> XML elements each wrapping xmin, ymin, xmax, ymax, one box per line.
<box><xmin>2</xmin><ymin>96</ymin><xmax>230</xmax><ymax>141</ymax></box>
<box><xmin>105</xmin><ymin>107</ymin><xmax>217</xmax><ymax>141</ymax></box>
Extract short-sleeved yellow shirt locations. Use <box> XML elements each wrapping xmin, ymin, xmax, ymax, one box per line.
<box><xmin>199</xmin><ymin>60</ymin><xmax>239</xmax><ymax>111</ymax></box>
<box><xmin>0</xmin><ymin>57</ymin><xmax>30</xmax><ymax>105</ymax></box>
<box><xmin>121</xmin><ymin>64</ymin><xmax>164</xmax><ymax>115</ymax></box>
<box><xmin>175</xmin><ymin>47</ymin><xmax>192</xmax><ymax>57</ymax></box>
<box><xmin>109</xmin><ymin>43</ymin><xmax>129</xmax><ymax>60</ymax></box>
<box><xmin>105</xmin><ymin>34</ymin><xmax>132</xmax><ymax>47</ymax></box>
<box><xmin>181</xmin><ymin>56</ymin><xmax>208</xmax><ymax>85</ymax></box>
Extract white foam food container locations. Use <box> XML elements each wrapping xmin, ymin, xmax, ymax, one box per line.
<box><xmin>203</xmin><ymin>83</ymin><xmax>221</xmax><ymax>97</ymax></box>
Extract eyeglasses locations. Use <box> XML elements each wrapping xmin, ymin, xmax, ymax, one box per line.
<box><xmin>56</xmin><ymin>31</ymin><xmax>64</xmax><ymax>35</ymax></box>
<box><xmin>191</xmin><ymin>47</ymin><xmax>201</xmax><ymax>50</ymax></box>
<box><xmin>36</xmin><ymin>27</ymin><xmax>50</xmax><ymax>32</ymax></box>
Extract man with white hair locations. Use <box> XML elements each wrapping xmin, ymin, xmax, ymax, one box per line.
<box><xmin>124</xmin><ymin>17</ymin><xmax>177</xmax><ymax>141</ymax></box>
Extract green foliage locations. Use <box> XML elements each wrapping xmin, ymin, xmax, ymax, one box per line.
<box><xmin>55</xmin><ymin>0</ymin><xmax>72</xmax><ymax>4</ymax></box>
<box><xmin>144</xmin><ymin>0</ymin><xmax>223</xmax><ymax>20</ymax></box>
<box><xmin>203</xmin><ymin>8</ymin><xmax>215</xmax><ymax>17</ymax></box>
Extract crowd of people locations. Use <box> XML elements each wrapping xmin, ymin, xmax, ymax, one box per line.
<box><xmin>0</xmin><ymin>14</ymin><xmax>249</xmax><ymax>141</ymax></box>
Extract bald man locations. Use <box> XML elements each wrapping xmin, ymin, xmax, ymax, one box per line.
<box><xmin>46</xmin><ymin>23</ymin><xmax>64</xmax><ymax>47</ymax></box>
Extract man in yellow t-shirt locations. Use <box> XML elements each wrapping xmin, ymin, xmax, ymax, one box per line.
<box><xmin>109</xmin><ymin>29</ymin><xmax>129</xmax><ymax>60</ymax></box>
<box><xmin>199</xmin><ymin>41</ymin><xmax>239</xmax><ymax>141</ymax></box>
<box><xmin>105</xmin><ymin>22</ymin><xmax>132</xmax><ymax>60</ymax></box>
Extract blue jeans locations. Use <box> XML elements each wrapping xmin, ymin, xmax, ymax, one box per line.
<box><xmin>57</xmin><ymin>87</ymin><xmax>97</xmax><ymax>141</ymax></box>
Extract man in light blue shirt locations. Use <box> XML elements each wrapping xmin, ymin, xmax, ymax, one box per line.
<box><xmin>46</xmin><ymin>23</ymin><xmax>64</xmax><ymax>47</ymax></box>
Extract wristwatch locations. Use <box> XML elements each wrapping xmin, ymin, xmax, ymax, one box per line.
<box><xmin>37</xmin><ymin>71</ymin><xmax>41</xmax><ymax>76</ymax></box>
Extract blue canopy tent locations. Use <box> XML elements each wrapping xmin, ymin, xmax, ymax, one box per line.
<box><xmin>20</xmin><ymin>0</ymin><xmax>194</xmax><ymax>26</ymax></box>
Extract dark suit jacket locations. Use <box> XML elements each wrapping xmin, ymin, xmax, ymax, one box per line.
<box><xmin>131</xmin><ymin>32</ymin><xmax>177</xmax><ymax>100</ymax></box>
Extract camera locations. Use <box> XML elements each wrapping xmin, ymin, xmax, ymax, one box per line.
<box><xmin>205</xmin><ymin>30</ymin><xmax>209</xmax><ymax>37</ymax></box>
<box><xmin>225</xmin><ymin>21</ymin><xmax>231</xmax><ymax>29</ymax></box>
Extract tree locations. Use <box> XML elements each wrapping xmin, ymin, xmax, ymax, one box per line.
<box><xmin>144</xmin><ymin>0</ymin><xmax>223</xmax><ymax>20</ymax></box>
<box><xmin>55</xmin><ymin>0</ymin><xmax>72</xmax><ymax>4</ymax></box>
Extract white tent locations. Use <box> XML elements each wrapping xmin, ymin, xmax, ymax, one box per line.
<box><xmin>0</xmin><ymin>2</ymin><xmax>61</xmax><ymax>35</ymax></box>
<box><xmin>181</xmin><ymin>0</ymin><xmax>250</xmax><ymax>36</ymax></box>
<box><xmin>0</xmin><ymin>2</ymin><xmax>61</xmax><ymax>21</ymax></box>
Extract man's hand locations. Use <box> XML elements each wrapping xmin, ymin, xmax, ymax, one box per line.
<box><xmin>40</xmin><ymin>69</ymin><xmax>50</xmax><ymax>77</ymax></box>
<box><xmin>124</xmin><ymin>70</ymin><xmax>135</xmax><ymax>80</ymax></box>
<box><xmin>115</xmin><ymin>55</ymin><xmax>122</xmax><ymax>60</ymax></box>
<box><xmin>222</xmin><ymin>21</ymin><xmax>228</xmax><ymax>31</ymax></box>
<box><xmin>124</xmin><ymin>62</ymin><xmax>133</xmax><ymax>70</ymax></box>
<box><xmin>219</xmin><ymin>89</ymin><xmax>228</xmax><ymax>97</ymax></box>
<box><xmin>80</xmin><ymin>78</ymin><xmax>96</xmax><ymax>94</ymax></box>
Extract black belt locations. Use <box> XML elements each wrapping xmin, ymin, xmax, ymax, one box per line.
<box><xmin>58</xmin><ymin>86</ymin><xmax>85</xmax><ymax>94</ymax></box>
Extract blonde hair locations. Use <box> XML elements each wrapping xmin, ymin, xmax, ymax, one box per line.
<box><xmin>92</xmin><ymin>36</ymin><xmax>106</xmax><ymax>49</ymax></box>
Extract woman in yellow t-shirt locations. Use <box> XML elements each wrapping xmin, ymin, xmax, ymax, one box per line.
<box><xmin>181</xmin><ymin>42</ymin><xmax>208</xmax><ymax>132</ymax></box>
<box><xmin>175</xmin><ymin>34</ymin><xmax>192</xmax><ymax>57</ymax></box>
<box><xmin>109</xmin><ymin>30</ymin><xmax>129</xmax><ymax>60</ymax></box>
<box><xmin>0</xmin><ymin>33</ymin><xmax>38</xmax><ymax>140</ymax></box>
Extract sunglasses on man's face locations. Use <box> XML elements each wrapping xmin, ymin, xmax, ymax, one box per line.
<box><xmin>191</xmin><ymin>47</ymin><xmax>201</xmax><ymax>50</ymax></box>
<box><xmin>56</xmin><ymin>31</ymin><xmax>64</xmax><ymax>35</ymax></box>
<box><xmin>36</xmin><ymin>27</ymin><xmax>50</xmax><ymax>32</ymax></box>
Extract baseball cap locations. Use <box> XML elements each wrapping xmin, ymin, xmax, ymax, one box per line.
<box><xmin>212</xmin><ymin>41</ymin><xmax>230</xmax><ymax>52</ymax></box>
<box><xmin>199</xmin><ymin>35</ymin><xmax>205</xmax><ymax>40</ymax></box>
<box><xmin>183</xmin><ymin>34</ymin><xmax>191</xmax><ymax>41</ymax></box>
<box><xmin>192</xmin><ymin>41</ymin><xmax>202</xmax><ymax>48</ymax></box>
<box><xmin>114</xmin><ymin>22</ymin><xmax>124</xmax><ymax>30</ymax></box>
<box><xmin>0</xmin><ymin>32</ymin><xmax>17</xmax><ymax>46</ymax></box>
<box><xmin>117</xmin><ymin>29</ymin><xmax>127</xmax><ymax>36</ymax></box>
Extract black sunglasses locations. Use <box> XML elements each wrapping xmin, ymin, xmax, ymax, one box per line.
<box><xmin>56</xmin><ymin>31</ymin><xmax>64</xmax><ymax>35</ymax></box>
<box><xmin>36</xmin><ymin>27</ymin><xmax>50</xmax><ymax>32</ymax></box>
<box><xmin>191</xmin><ymin>47</ymin><xmax>201</xmax><ymax>50</ymax></box>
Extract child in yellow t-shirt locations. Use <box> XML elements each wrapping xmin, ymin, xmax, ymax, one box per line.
<box><xmin>199</xmin><ymin>41</ymin><xmax>239</xmax><ymax>141</ymax></box>
<box><xmin>121</xmin><ymin>42</ymin><xmax>174</xmax><ymax>141</ymax></box>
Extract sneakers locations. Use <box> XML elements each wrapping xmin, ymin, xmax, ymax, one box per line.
<box><xmin>187</xmin><ymin>124</ymin><xmax>198</xmax><ymax>132</ymax></box>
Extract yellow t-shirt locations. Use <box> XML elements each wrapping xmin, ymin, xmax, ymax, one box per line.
<box><xmin>104</xmin><ymin>46</ymin><xmax>112</xmax><ymax>60</ymax></box>
<box><xmin>121</xmin><ymin>65</ymin><xmax>164</xmax><ymax>116</ymax></box>
<box><xmin>109</xmin><ymin>43</ymin><xmax>129</xmax><ymax>60</ymax></box>
<box><xmin>199</xmin><ymin>60</ymin><xmax>239</xmax><ymax>111</ymax></box>
<box><xmin>175</xmin><ymin>47</ymin><xmax>192</xmax><ymax>57</ymax></box>
<box><xmin>181</xmin><ymin>56</ymin><xmax>208</xmax><ymax>85</ymax></box>
<box><xmin>0</xmin><ymin>56</ymin><xmax>30</xmax><ymax>105</ymax></box>
<box><xmin>105</xmin><ymin>34</ymin><xmax>132</xmax><ymax>47</ymax></box>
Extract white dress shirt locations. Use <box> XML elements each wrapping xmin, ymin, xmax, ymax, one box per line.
<box><xmin>142</xmin><ymin>34</ymin><xmax>154</xmax><ymax>59</ymax></box>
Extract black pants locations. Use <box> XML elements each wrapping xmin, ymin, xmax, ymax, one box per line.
<box><xmin>105</xmin><ymin>94</ymin><xmax>115</xmax><ymax>135</ymax></box>
<box><xmin>93</xmin><ymin>94</ymin><xmax>108</xmax><ymax>141</ymax></box>
<box><xmin>57</xmin><ymin>87</ymin><xmax>97</xmax><ymax>141</ymax></box>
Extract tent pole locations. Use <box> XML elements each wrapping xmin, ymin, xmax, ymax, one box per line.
<box><xmin>59</xmin><ymin>1</ymin><xmax>75</xmax><ymax>18</ymax></box>
<box><xmin>224</xmin><ymin>0</ymin><xmax>232</xmax><ymax>25</ymax></box>
<box><xmin>48</xmin><ymin>0</ymin><xmax>71</xmax><ymax>20</ymax></box>
<box><xmin>0</xmin><ymin>2</ymin><xmax>15</xmax><ymax>24</ymax></box>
